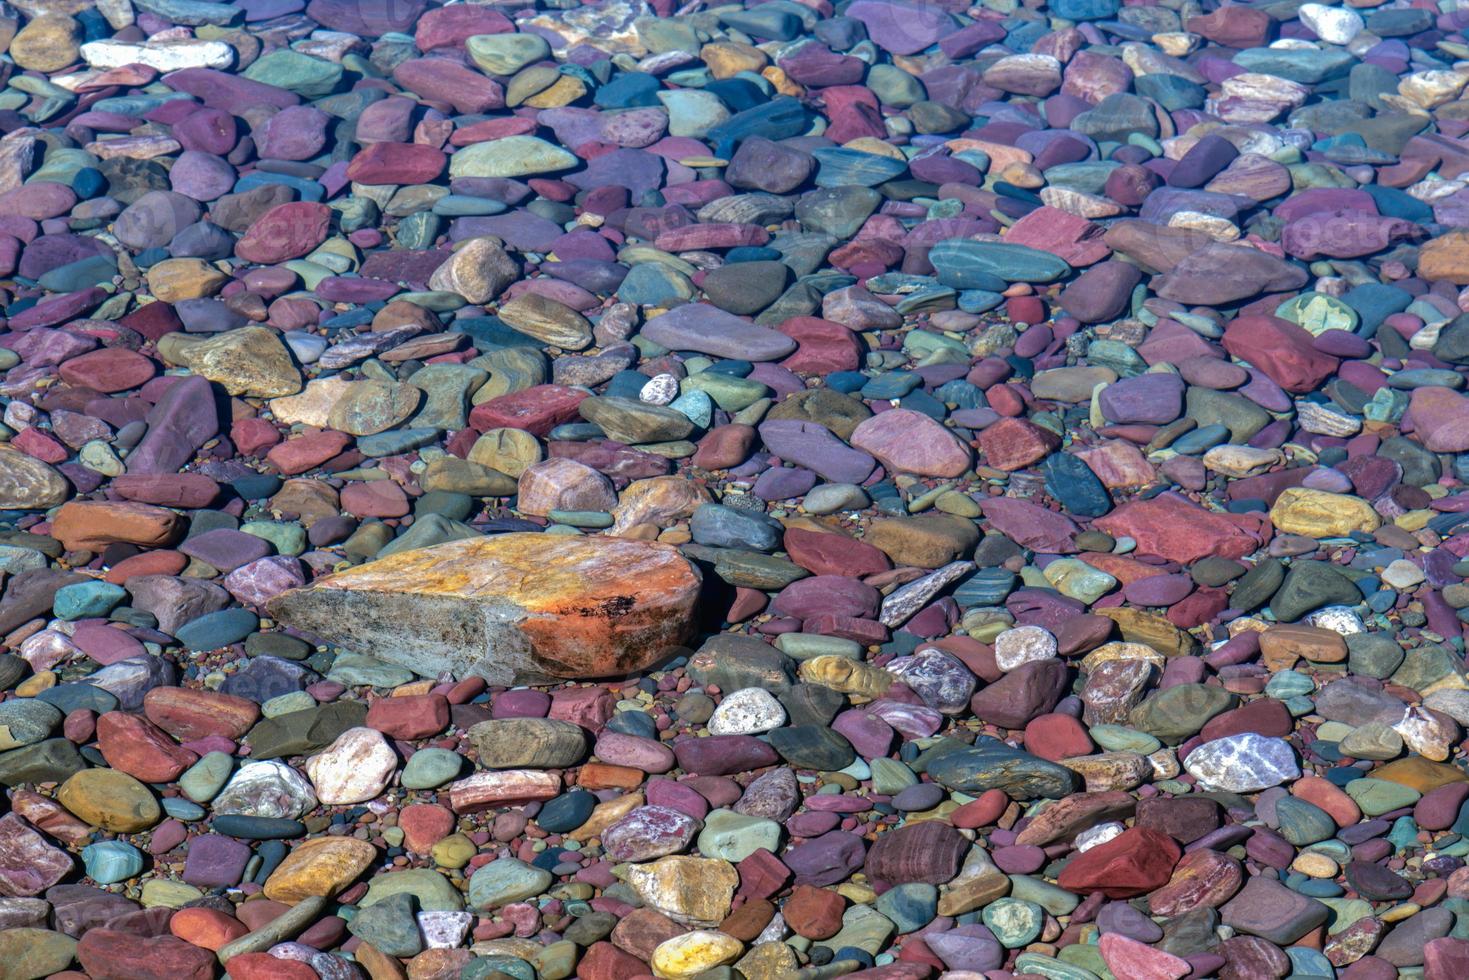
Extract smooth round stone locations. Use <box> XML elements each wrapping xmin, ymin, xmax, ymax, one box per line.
<box><xmin>82</xmin><ymin>840</ymin><xmax>145</xmax><ymax>884</ymax></box>
<box><xmin>402</xmin><ymin>748</ymin><xmax>464</xmax><ymax>789</ymax></box>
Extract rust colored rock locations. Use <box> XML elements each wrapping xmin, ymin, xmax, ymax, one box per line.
<box><xmin>782</xmin><ymin>885</ymin><xmax>845</xmax><ymax>939</ymax></box>
<box><xmin>365</xmin><ymin>693</ymin><xmax>451</xmax><ymax>740</ymax></box>
<box><xmin>1057</xmin><ymin>827</ymin><xmax>1181</xmax><ymax>898</ymax></box>
<box><xmin>50</xmin><ymin>501</ymin><xmax>185</xmax><ymax>552</ymax></box>
<box><xmin>143</xmin><ymin>687</ymin><xmax>261</xmax><ymax>742</ymax></box>
<box><xmin>1094</xmin><ymin>492</ymin><xmax>1259</xmax><ymax>563</ymax></box>
<box><xmin>96</xmin><ymin>712</ymin><xmax>199</xmax><ymax>783</ymax></box>
<box><xmin>270</xmin><ymin>532</ymin><xmax>701</xmax><ymax>685</ymax></box>
<box><xmin>76</xmin><ymin>930</ymin><xmax>216</xmax><ymax>980</ymax></box>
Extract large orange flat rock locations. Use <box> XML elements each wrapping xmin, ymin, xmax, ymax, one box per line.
<box><xmin>269</xmin><ymin>532</ymin><xmax>701</xmax><ymax>684</ymax></box>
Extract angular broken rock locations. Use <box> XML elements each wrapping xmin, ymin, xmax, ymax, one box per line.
<box><xmin>269</xmin><ymin>533</ymin><xmax>701</xmax><ymax>684</ymax></box>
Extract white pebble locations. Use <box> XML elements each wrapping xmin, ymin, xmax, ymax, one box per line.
<box><xmin>640</xmin><ymin>373</ymin><xmax>680</xmax><ymax>405</ymax></box>
<box><xmin>708</xmin><ymin>687</ymin><xmax>786</xmax><ymax>735</ymax></box>
<box><xmin>993</xmin><ymin>625</ymin><xmax>1058</xmax><ymax>671</ymax></box>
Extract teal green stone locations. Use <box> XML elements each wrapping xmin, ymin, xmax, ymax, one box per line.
<box><xmin>1345</xmin><ymin>778</ymin><xmax>1421</xmax><ymax>816</ymax></box>
<box><xmin>1008</xmin><ymin>875</ymin><xmax>1081</xmax><ymax>915</ymax></box>
<box><xmin>327</xmin><ymin>652</ymin><xmax>416</xmax><ymax>688</ymax></box>
<box><xmin>1265</xmin><ymin>670</ymin><xmax>1316</xmax><ymax>699</ymax></box>
<box><xmin>243</xmin><ymin>50</ymin><xmax>344</xmax><ymax>97</ymax></box>
<box><xmin>52</xmin><ymin>581</ymin><xmax>127</xmax><ymax>620</ymax></box>
<box><xmin>348</xmin><ymin>892</ymin><xmax>423</xmax><ymax>958</ymax></box>
<box><xmin>402</xmin><ymin>747</ymin><xmax>463</xmax><ymax>789</ymax></box>
<box><xmin>179</xmin><ymin>751</ymin><xmax>234</xmax><ymax>803</ymax></box>
<box><xmin>929</xmin><ymin>240</ymin><xmax>1071</xmax><ymax>286</ymax></box>
<box><xmin>1086</xmin><ymin>725</ymin><xmax>1161</xmax><ymax>754</ymax></box>
<box><xmin>869</xmin><ymin>757</ymin><xmax>919</xmax><ymax>795</ymax></box>
<box><xmin>241</xmin><ymin>521</ymin><xmax>306</xmax><ymax>556</ymax></box>
<box><xmin>682</xmin><ymin>372</ymin><xmax>769</xmax><ymax>411</ymax></box>
<box><xmin>696</xmin><ymin>809</ymin><xmax>782</xmax><ymax>863</ymax></box>
<box><xmin>1014</xmin><ymin>952</ymin><xmax>1101</xmax><ymax>980</ymax></box>
<box><xmin>1275</xmin><ymin>797</ymin><xmax>1336</xmax><ymax>846</ymax></box>
<box><xmin>547</xmin><ymin>510</ymin><xmax>613</xmax><ymax>528</ymax></box>
<box><xmin>875</xmin><ymin>882</ymin><xmax>937</xmax><ymax>934</ymax></box>
<box><xmin>1233</xmin><ymin>47</ymin><xmax>1357</xmax><ymax>84</ymax></box>
<box><xmin>82</xmin><ymin>840</ymin><xmax>144</xmax><ymax>884</ymax></box>
<box><xmin>983</xmin><ymin>898</ymin><xmax>1044</xmax><ymax>947</ymax></box>
<box><xmin>361</xmin><ymin>868</ymin><xmax>464</xmax><ymax>911</ymax></box>
<box><xmin>468</xmin><ymin>858</ymin><xmax>553</xmax><ymax>910</ymax></box>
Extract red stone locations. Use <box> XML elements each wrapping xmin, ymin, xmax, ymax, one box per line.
<box><xmin>76</xmin><ymin>931</ymin><xmax>216</xmax><ymax>980</ymax></box>
<box><xmin>96</xmin><ymin>711</ymin><xmax>199</xmax><ymax>782</ymax></box>
<box><xmin>415</xmin><ymin>5</ymin><xmax>513</xmax><ymax>49</ymax></box>
<box><xmin>235</xmin><ymin>202</ymin><xmax>332</xmax><ymax>265</ymax></box>
<box><xmin>737</xmin><ymin>847</ymin><xmax>791</xmax><ymax>900</ymax></box>
<box><xmin>1057</xmin><ymin>827</ymin><xmax>1181</xmax><ymax>897</ymax></box>
<box><xmin>1186</xmin><ymin>6</ymin><xmax>1274</xmax><ymax>47</ymax></box>
<box><xmin>266</xmin><ymin>430</ymin><xmax>353</xmax><ymax>475</ymax></box>
<box><xmin>170</xmin><ymin>906</ymin><xmax>249</xmax><ymax>951</ymax></box>
<box><xmin>143</xmin><ymin>687</ymin><xmax>260</xmax><ymax>741</ymax></box>
<box><xmin>104</xmin><ymin>549</ymin><xmax>189</xmax><ymax>584</ymax></box>
<box><xmin>784</xmin><ymin>526</ymin><xmax>891</xmax><ymax>577</ymax></box>
<box><xmin>782</xmin><ymin>884</ymin><xmax>846</xmax><ymax>940</ymax></box>
<box><xmin>59</xmin><ymin>348</ymin><xmax>156</xmax><ymax>393</ymax></box>
<box><xmin>392</xmin><ymin>59</ymin><xmax>504</xmax><ymax>115</ymax></box>
<box><xmin>1094</xmin><ymin>492</ymin><xmax>1260</xmax><ymax>563</ymax></box>
<box><xmin>580</xmin><ymin>941</ymin><xmax>650</xmax><ymax>980</ymax></box>
<box><xmin>548</xmin><ymin>686</ymin><xmax>614</xmax><ymax>731</ymax></box>
<box><xmin>693</xmin><ymin>424</ymin><xmax>756</xmax><ymax>470</ymax></box>
<box><xmin>951</xmin><ymin>788</ymin><xmax>1009</xmax><ymax>829</ymax></box>
<box><xmin>451</xmin><ymin>117</ymin><xmax>539</xmax><ymax>146</ymax></box>
<box><xmin>228</xmin><ymin>952</ymin><xmax>319</xmax><ymax>980</ymax></box>
<box><xmin>11</xmin><ymin>426</ymin><xmax>68</xmax><ymax>464</ymax></box>
<box><xmin>979</xmin><ymin>417</ymin><xmax>1060</xmax><ymax>471</ymax></box>
<box><xmin>232</xmin><ymin>417</ymin><xmax>282</xmax><ymax>456</ymax></box>
<box><xmin>112</xmin><ymin>474</ymin><xmax>220</xmax><ymax>508</ymax></box>
<box><xmin>1024</xmin><ymin>713</ymin><xmax>1094</xmax><ymax>761</ymax></box>
<box><xmin>1221</xmin><ymin>314</ymin><xmax>1339</xmax><ymax>394</ymax></box>
<box><xmin>120</xmin><ymin>300</ymin><xmax>183</xmax><ymax>341</ymax></box>
<box><xmin>345</xmin><ymin>142</ymin><xmax>447</xmax><ymax>185</ymax></box>
<box><xmin>469</xmin><ymin>385</ymin><xmax>589</xmax><ymax>437</ymax></box>
<box><xmin>340</xmin><ymin>480</ymin><xmax>410</xmax><ymax>518</ymax></box>
<box><xmin>1200</xmin><ymin>698</ymin><xmax>1293</xmax><ymax>741</ymax></box>
<box><xmin>366</xmin><ymin>693</ymin><xmax>450</xmax><ymax>740</ymax></box>
<box><xmin>400</xmin><ymin>803</ymin><xmax>455</xmax><ymax>853</ymax></box>
<box><xmin>1425</xmin><ymin>937</ymin><xmax>1469</xmax><ymax>980</ymax></box>
<box><xmin>1099</xmin><ymin>932</ymin><xmax>1190</xmax><ymax>980</ymax></box>
<box><xmin>779</xmin><ymin>316</ymin><xmax>863</xmax><ymax>374</ymax></box>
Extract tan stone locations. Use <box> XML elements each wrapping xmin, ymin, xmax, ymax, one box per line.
<box><xmin>56</xmin><ymin>769</ymin><xmax>160</xmax><ymax>833</ymax></box>
<box><xmin>797</xmin><ymin>656</ymin><xmax>894</xmax><ymax>699</ymax></box>
<box><xmin>163</xmin><ymin>326</ymin><xmax>302</xmax><ymax>398</ymax></box>
<box><xmin>1270</xmin><ymin>487</ymin><xmax>1381</xmax><ymax>538</ymax></box>
<box><xmin>263</xmin><ymin>836</ymin><xmax>378</xmax><ymax>903</ymax></box>
<box><xmin>496</xmin><ymin>294</ymin><xmax>593</xmax><ymax>350</ymax></box>
<box><xmin>1096</xmin><ymin>608</ymin><xmax>1195</xmax><ymax>658</ymax></box>
<box><xmin>626</xmin><ymin>856</ymin><xmax>738</xmax><ymax>927</ymax></box>
<box><xmin>147</xmin><ymin>258</ymin><xmax>229</xmax><ymax>302</ymax></box>
<box><xmin>270</xmin><ymin>533</ymin><xmax>702</xmax><ymax>685</ymax></box>
<box><xmin>10</xmin><ymin>15</ymin><xmax>80</xmax><ymax>73</ymax></box>
<box><xmin>1418</xmin><ymin>231</ymin><xmax>1469</xmax><ymax>285</ymax></box>
<box><xmin>427</xmin><ymin>237</ymin><xmax>518</xmax><ymax>304</ymax></box>
<box><xmin>468</xmin><ymin>428</ymin><xmax>542</xmax><ymax>478</ymax></box>
<box><xmin>610</xmin><ymin>476</ymin><xmax>712</xmax><ymax>535</ymax></box>
<box><xmin>1258</xmin><ymin>624</ymin><xmax>1348</xmax><ymax>671</ymax></box>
